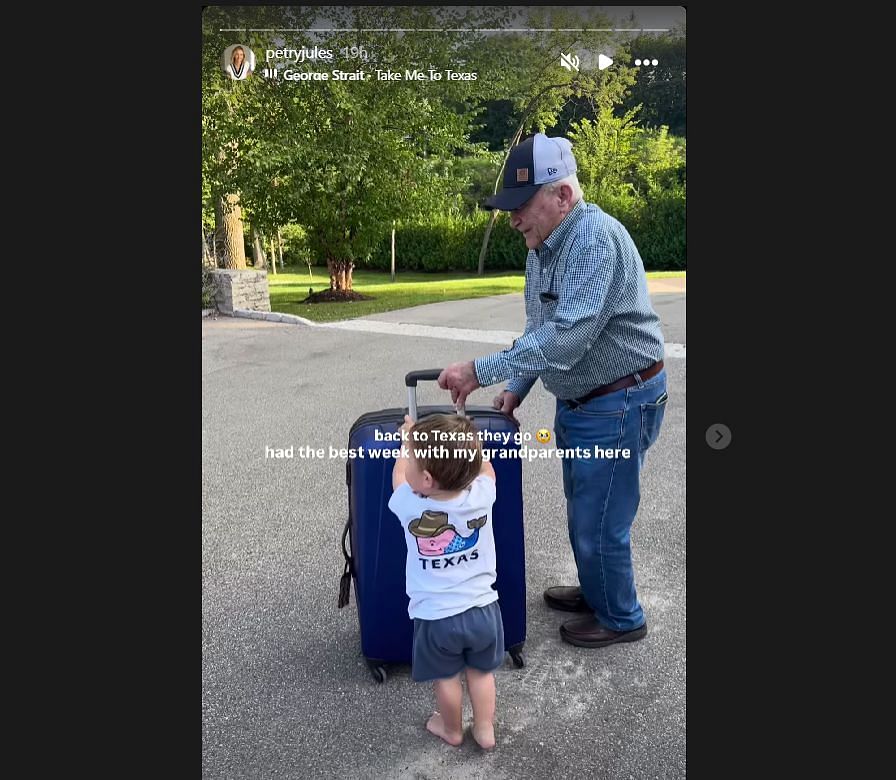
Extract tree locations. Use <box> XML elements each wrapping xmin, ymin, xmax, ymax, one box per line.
<box><xmin>205</xmin><ymin>5</ymin><xmax>509</xmax><ymax>294</ymax></box>
<box><xmin>470</xmin><ymin>7</ymin><xmax>639</xmax><ymax>273</ymax></box>
<box><xmin>468</xmin><ymin>99</ymin><xmax>519</xmax><ymax>151</ymax></box>
<box><xmin>202</xmin><ymin>6</ymin><xmax>317</xmax><ymax>270</ymax></box>
<box><xmin>620</xmin><ymin>32</ymin><xmax>686</xmax><ymax>136</ymax></box>
<box><xmin>201</xmin><ymin>6</ymin><xmax>680</xmax><ymax>287</ymax></box>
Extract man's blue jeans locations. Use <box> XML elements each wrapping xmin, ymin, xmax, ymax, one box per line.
<box><xmin>553</xmin><ymin>370</ymin><xmax>668</xmax><ymax>631</ymax></box>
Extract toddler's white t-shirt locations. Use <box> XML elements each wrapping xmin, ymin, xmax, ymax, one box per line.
<box><xmin>387</xmin><ymin>476</ymin><xmax>498</xmax><ymax>620</ymax></box>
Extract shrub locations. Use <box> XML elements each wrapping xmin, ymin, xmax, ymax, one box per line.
<box><xmin>630</xmin><ymin>186</ymin><xmax>686</xmax><ymax>270</ymax></box>
<box><xmin>363</xmin><ymin>212</ymin><xmax>527</xmax><ymax>272</ymax></box>
<box><xmin>278</xmin><ymin>223</ymin><xmax>316</xmax><ymax>267</ymax></box>
<box><xmin>571</xmin><ymin>112</ymin><xmax>685</xmax><ymax>270</ymax></box>
<box><xmin>202</xmin><ymin>265</ymin><xmax>217</xmax><ymax>309</ymax></box>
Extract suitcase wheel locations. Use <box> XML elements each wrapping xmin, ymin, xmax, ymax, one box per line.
<box><xmin>366</xmin><ymin>659</ymin><xmax>388</xmax><ymax>684</ymax></box>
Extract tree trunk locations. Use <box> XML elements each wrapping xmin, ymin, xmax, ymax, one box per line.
<box><xmin>324</xmin><ymin>259</ymin><xmax>354</xmax><ymax>291</ymax></box>
<box><xmin>477</xmin><ymin>212</ymin><xmax>499</xmax><ymax>276</ymax></box>
<box><xmin>252</xmin><ymin>228</ymin><xmax>267</xmax><ymax>269</ymax></box>
<box><xmin>269</xmin><ymin>236</ymin><xmax>278</xmax><ymax>275</ymax></box>
<box><xmin>215</xmin><ymin>194</ymin><xmax>247</xmax><ymax>269</ymax></box>
<box><xmin>390</xmin><ymin>222</ymin><xmax>396</xmax><ymax>283</ymax></box>
<box><xmin>277</xmin><ymin>228</ymin><xmax>284</xmax><ymax>270</ymax></box>
<box><xmin>478</xmin><ymin>125</ymin><xmax>524</xmax><ymax>276</ymax></box>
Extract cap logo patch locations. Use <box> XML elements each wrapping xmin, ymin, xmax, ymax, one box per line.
<box><xmin>547</xmin><ymin>167</ymin><xmax>558</xmax><ymax>176</ymax></box>
<box><xmin>516</xmin><ymin>168</ymin><xmax>529</xmax><ymax>183</ymax></box>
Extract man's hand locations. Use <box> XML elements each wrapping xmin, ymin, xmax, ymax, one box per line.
<box><xmin>396</xmin><ymin>414</ymin><xmax>414</xmax><ymax>458</ymax></box>
<box><xmin>393</xmin><ymin>415</ymin><xmax>414</xmax><ymax>489</ymax></box>
<box><xmin>493</xmin><ymin>390</ymin><xmax>522</xmax><ymax>421</ymax></box>
<box><xmin>438</xmin><ymin>361</ymin><xmax>480</xmax><ymax>407</ymax></box>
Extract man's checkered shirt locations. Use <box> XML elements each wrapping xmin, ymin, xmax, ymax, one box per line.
<box><xmin>474</xmin><ymin>199</ymin><xmax>665</xmax><ymax>401</ymax></box>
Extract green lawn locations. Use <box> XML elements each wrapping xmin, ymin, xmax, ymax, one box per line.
<box><xmin>642</xmin><ymin>271</ymin><xmax>686</xmax><ymax>279</ymax></box>
<box><xmin>268</xmin><ymin>269</ymin><xmax>684</xmax><ymax>322</ymax></box>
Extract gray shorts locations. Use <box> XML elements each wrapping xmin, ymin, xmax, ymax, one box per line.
<box><xmin>412</xmin><ymin>600</ymin><xmax>505</xmax><ymax>682</ymax></box>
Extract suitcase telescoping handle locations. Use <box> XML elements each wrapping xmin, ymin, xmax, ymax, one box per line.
<box><xmin>404</xmin><ymin>369</ymin><xmax>465</xmax><ymax>421</ymax></box>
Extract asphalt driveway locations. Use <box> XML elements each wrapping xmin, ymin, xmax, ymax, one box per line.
<box><xmin>202</xmin><ymin>289</ymin><xmax>686</xmax><ymax>779</ymax></box>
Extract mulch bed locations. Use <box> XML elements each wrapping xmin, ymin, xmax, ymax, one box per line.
<box><xmin>300</xmin><ymin>289</ymin><xmax>374</xmax><ymax>303</ymax></box>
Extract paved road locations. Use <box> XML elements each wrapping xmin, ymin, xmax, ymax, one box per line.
<box><xmin>356</xmin><ymin>277</ymin><xmax>685</xmax><ymax>346</ymax></box>
<box><xmin>202</xmin><ymin>291</ymin><xmax>686</xmax><ymax>779</ymax></box>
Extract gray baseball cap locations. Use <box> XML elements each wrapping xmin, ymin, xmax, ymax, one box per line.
<box><xmin>484</xmin><ymin>133</ymin><xmax>578</xmax><ymax>211</ymax></box>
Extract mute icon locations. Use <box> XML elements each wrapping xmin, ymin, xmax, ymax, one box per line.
<box><xmin>560</xmin><ymin>52</ymin><xmax>580</xmax><ymax>72</ymax></box>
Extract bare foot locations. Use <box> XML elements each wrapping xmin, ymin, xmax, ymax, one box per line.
<box><xmin>472</xmin><ymin>721</ymin><xmax>496</xmax><ymax>750</ymax></box>
<box><xmin>425</xmin><ymin>712</ymin><xmax>463</xmax><ymax>746</ymax></box>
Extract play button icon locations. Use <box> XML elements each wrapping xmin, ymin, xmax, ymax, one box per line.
<box><xmin>598</xmin><ymin>54</ymin><xmax>613</xmax><ymax>70</ymax></box>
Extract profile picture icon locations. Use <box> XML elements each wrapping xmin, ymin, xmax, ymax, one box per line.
<box><xmin>222</xmin><ymin>44</ymin><xmax>255</xmax><ymax>81</ymax></box>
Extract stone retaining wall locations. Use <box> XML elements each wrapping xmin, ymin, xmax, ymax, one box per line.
<box><xmin>210</xmin><ymin>269</ymin><xmax>270</xmax><ymax>314</ymax></box>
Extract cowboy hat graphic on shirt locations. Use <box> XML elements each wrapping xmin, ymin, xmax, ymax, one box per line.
<box><xmin>408</xmin><ymin>510</ymin><xmax>487</xmax><ymax>557</ymax></box>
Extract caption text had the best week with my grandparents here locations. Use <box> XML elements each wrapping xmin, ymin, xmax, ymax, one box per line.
<box><xmin>265</xmin><ymin>428</ymin><xmax>631</xmax><ymax>462</ymax></box>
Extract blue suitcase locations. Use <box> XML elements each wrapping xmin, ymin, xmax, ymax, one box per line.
<box><xmin>338</xmin><ymin>370</ymin><xmax>527</xmax><ymax>683</ymax></box>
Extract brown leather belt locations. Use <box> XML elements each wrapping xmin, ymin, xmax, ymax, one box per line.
<box><xmin>566</xmin><ymin>361</ymin><xmax>664</xmax><ymax>408</ymax></box>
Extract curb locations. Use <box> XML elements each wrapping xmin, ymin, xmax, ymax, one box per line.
<box><xmin>232</xmin><ymin>308</ymin><xmax>317</xmax><ymax>326</ymax></box>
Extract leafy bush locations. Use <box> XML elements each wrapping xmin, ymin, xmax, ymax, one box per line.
<box><xmin>584</xmin><ymin>186</ymin><xmax>685</xmax><ymax>271</ymax></box>
<box><xmin>355</xmin><ymin>184</ymin><xmax>684</xmax><ymax>273</ymax></box>
<box><xmin>451</xmin><ymin>153</ymin><xmax>505</xmax><ymax>212</ymax></box>
<box><xmin>278</xmin><ymin>223</ymin><xmax>316</xmax><ymax>267</ymax></box>
<box><xmin>364</xmin><ymin>212</ymin><xmax>526</xmax><ymax>272</ymax></box>
<box><xmin>589</xmin><ymin>187</ymin><xmax>642</xmax><ymax>240</ymax></box>
<box><xmin>630</xmin><ymin>186</ymin><xmax>686</xmax><ymax>270</ymax></box>
<box><xmin>275</xmin><ymin>112</ymin><xmax>685</xmax><ymax>273</ymax></box>
<box><xmin>571</xmin><ymin>110</ymin><xmax>685</xmax><ymax>269</ymax></box>
<box><xmin>202</xmin><ymin>265</ymin><xmax>217</xmax><ymax>309</ymax></box>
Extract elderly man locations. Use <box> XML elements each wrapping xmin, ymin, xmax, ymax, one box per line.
<box><xmin>438</xmin><ymin>133</ymin><xmax>668</xmax><ymax>648</ymax></box>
